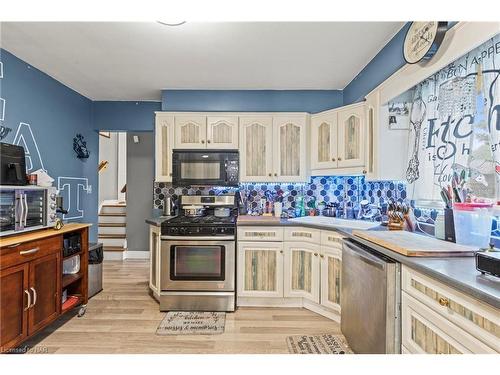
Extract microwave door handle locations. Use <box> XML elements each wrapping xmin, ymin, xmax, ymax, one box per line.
<box><xmin>224</xmin><ymin>160</ymin><xmax>229</xmax><ymax>183</ymax></box>
<box><xmin>23</xmin><ymin>193</ymin><xmax>28</xmax><ymax>227</ymax></box>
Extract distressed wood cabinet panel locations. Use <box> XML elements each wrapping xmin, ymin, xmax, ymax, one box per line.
<box><xmin>174</xmin><ymin>115</ymin><xmax>207</xmax><ymax>148</ymax></box>
<box><xmin>237</xmin><ymin>241</ymin><xmax>283</xmax><ymax>297</ymax></box>
<box><xmin>402</xmin><ymin>293</ymin><xmax>495</xmax><ymax>353</ymax></box>
<box><xmin>237</xmin><ymin>226</ymin><xmax>284</xmax><ymax>242</ymax></box>
<box><xmin>149</xmin><ymin>226</ymin><xmax>160</xmax><ymax>295</ymax></box>
<box><xmin>155</xmin><ymin>113</ymin><xmax>174</xmax><ymax>182</ymax></box>
<box><xmin>284</xmin><ymin>242</ymin><xmax>320</xmax><ymax>303</ymax></box>
<box><xmin>239</xmin><ymin>116</ymin><xmax>274</xmax><ymax>182</ymax></box>
<box><xmin>273</xmin><ymin>115</ymin><xmax>307</xmax><ymax>182</ymax></box>
<box><xmin>320</xmin><ymin>246</ymin><xmax>342</xmax><ymax>311</ymax></box>
<box><xmin>311</xmin><ymin>113</ymin><xmax>338</xmax><ymax>170</ymax></box>
<box><xmin>284</xmin><ymin>227</ymin><xmax>321</xmax><ymax>244</ymax></box>
<box><xmin>337</xmin><ymin>105</ymin><xmax>365</xmax><ymax>168</ymax></box>
<box><xmin>206</xmin><ymin>116</ymin><xmax>239</xmax><ymax>149</ymax></box>
<box><xmin>402</xmin><ymin>266</ymin><xmax>500</xmax><ymax>351</ymax></box>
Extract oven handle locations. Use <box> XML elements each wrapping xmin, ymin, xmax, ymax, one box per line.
<box><xmin>160</xmin><ymin>235</ymin><xmax>235</xmax><ymax>241</ymax></box>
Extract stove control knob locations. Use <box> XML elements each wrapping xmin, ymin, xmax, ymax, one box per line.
<box><xmin>180</xmin><ymin>228</ymin><xmax>187</xmax><ymax>235</ymax></box>
<box><xmin>170</xmin><ymin>227</ymin><xmax>178</xmax><ymax>235</ymax></box>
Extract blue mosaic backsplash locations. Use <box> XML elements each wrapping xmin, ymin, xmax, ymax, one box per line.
<box><xmin>153</xmin><ymin>176</ymin><xmax>406</xmax><ymax>212</ymax></box>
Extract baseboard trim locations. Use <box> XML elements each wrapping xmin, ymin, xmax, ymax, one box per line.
<box><xmin>124</xmin><ymin>251</ymin><xmax>150</xmax><ymax>260</ymax></box>
<box><xmin>104</xmin><ymin>251</ymin><xmax>124</xmax><ymax>261</ymax></box>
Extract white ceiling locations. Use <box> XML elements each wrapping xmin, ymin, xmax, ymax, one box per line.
<box><xmin>0</xmin><ymin>22</ymin><xmax>404</xmax><ymax>101</ymax></box>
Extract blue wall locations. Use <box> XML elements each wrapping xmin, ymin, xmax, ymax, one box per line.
<box><xmin>92</xmin><ymin>101</ymin><xmax>161</xmax><ymax>131</ymax></box>
<box><xmin>162</xmin><ymin>90</ymin><xmax>343</xmax><ymax>113</ymax></box>
<box><xmin>0</xmin><ymin>49</ymin><xmax>98</xmax><ymax>241</ymax></box>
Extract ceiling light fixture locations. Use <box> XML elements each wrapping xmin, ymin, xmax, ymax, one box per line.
<box><xmin>157</xmin><ymin>20</ymin><xmax>186</xmax><ymax>27</ymax></box>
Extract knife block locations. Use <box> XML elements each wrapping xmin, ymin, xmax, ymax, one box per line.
<box><xmin>444</xmin><ymin>208</ymin><xmax>456</xmax><ymax>243</ymax></box>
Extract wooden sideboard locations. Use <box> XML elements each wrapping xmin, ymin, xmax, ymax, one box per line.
<box><xmin>0</xmin><ymin>223</ymin><xmax>90</xmax><ymax>353</ymax></box>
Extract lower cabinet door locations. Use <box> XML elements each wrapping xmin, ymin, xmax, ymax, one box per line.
<box><xmin>320</xmin><ymin>246</ymin><xmax>342</xmax><ymax>311</ymax></box>
<box><xmin>0</xmin><ymin>263</ymin><xmax>29</xmax><ymax>351</ymax></box>
<box><xmin>402</xmin><ymin>293</ymin><xmax>496</xmax><ymax>354</ymax></box>
<box><xmin>28</xmin><ymin>252</ymin><xmax>60</xmax><ymax>335</ymax></box>
<box><xmin>149</xmin><ymin>226</ymin><xmax>160</xmax><ymax>294</ymax></box>
<box><xmin>237</xmin><ymin>242</ymin><xmax>284</xmax><ymax>298</ymax></box>
<box><xmin>283</xmin><ymin>242</ymin><xmax>320</xmax><ymax>303</ymax></box>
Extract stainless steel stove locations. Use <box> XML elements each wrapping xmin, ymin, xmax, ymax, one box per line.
<box><xmin>159</xmin><ymin>195</ymin><xmax>237</xmax><ymax>312</ymax></box>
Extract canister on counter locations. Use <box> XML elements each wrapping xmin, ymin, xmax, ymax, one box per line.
<box><xmin>28</xmin><ymin>173</ymin><xmax>38</xmax><ymax>185</ymax></box>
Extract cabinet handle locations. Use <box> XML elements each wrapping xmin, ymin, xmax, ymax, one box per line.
<box><xmin>438</xmin><ymin>297</ymin><xmax>449</xmax><ymax>307</ymax></box>
<box><xmin>331</xmin><ymin>157</ymin><xmax>336</xmax><ymax>162</ymax></box>
<box><xmin>274</xmin><ymin>173</ymin><xmax>277</xmax><ymax>177</ymax></box>
<box><xmin>362</xmin><ymin>170</ymin><xmax>367</xmax><ymax>175</ymax></box>
<box><xmin>8</xmin><ymin>243</ymin><xmax>22</xmax><ymax>248</ymax></box>
<box><xmin>169</xmin><ymin>173</ymin><xmax>173</xmax><ymax>177</ymax></box>
<box><xmin>337</xmin><ymin>157</ymin><xmax>342</xmax><ymax>161</ymax></box>
<box><xmin>201</xmin><ymin>140</ymin><xmax>205</xmax><ymax>144</ymax></box>
<box><xmin>280</xmin><ymin>250</ymin><xmax>284</xmax><ymax>254</ymax></box>
<box><xmin>207</xmin><ymin>140</ymin><xmax>211</xmax><ymax>144</ymax></box>
<box><xmin>268</xmin><ymin>173</ymin><xmax>272</xmax><ymax>177</ymax></box>
<box><xmin>30</xmin><ymin>287</ymin><xmax>37</xmax><ymax>307</ymax></box>
<box><xmin>320</xmin><ymin>254</ymin><xmax>324</xmax><ymax>258</ymax></box>
<box><xmin>19</xmin><ymin>248</ymin><xmax>39</xmax><ymax>256</ymax></box>
<box><xmin>314</xmin><ymin>253</ymin><xmax>318</xmax><ymax>256</ymax></box>
<box><xmin>24</xmin><ymin>290</ymin><xmax>31</xmax><ymax>311</ymax></box>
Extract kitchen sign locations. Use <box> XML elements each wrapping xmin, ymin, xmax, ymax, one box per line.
<box><xmin>406</xmin><ymin>34</ymin><xmax>500</xmax><ymax>202</ymax></box>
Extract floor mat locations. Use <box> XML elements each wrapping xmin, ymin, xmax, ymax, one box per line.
<box><xmin>286</xmin><ymin>334</ymin><xmax>353</xmax><ymax>354</ymax></box>
<box><xmin>156</xmin><ymin>311</ymin><xmax>226</xmax><ymax>335</ymax></box>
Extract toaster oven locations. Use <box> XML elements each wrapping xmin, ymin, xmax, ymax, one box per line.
<box><xmin>0</xmin><ymin>185</ymin><xmax>58</xmax><ymax>237</ymax></box>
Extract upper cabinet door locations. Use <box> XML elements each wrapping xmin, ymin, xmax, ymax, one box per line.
<box><xmin>155</xmin><ymin>113</ymin><xmax>174</xmax><ymax>182</ymax></box>
<box><xmin>174</xmin><ymin>115</ymin><xmax>207</xmax><ymax>149</ymax></box>
<box><xmin>337</xmin><ymin>105</ymin><xmax>365</xmax><ymax>168</ymax></box>
<box><xmin>239</xmin><ymin>116</ymin><xmax>274</xmax><ymax>182</ymax></box>
<box><xmin>206</xmin><ymin>116</ymin><xmax>239</xmax><ymax>149</ymax></box>
<box><xmin>311</xmin><ymin>113</ymin><xmax>338</xmax><ymax>170</ymax></box>
<box><xmin>273</xmin><ymin>115</ymin><xmax>307</xmax><ymax>182</ymax></box>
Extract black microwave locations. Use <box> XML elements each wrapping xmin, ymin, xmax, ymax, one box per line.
<box><xmin>172</xmin><ymin>149</ymin><xmax>239</xmax><ymax>187</ymax></box>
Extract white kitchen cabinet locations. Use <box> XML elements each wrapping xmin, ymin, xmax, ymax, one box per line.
<box><xmin>273</xmin><ymin>115</ymin><xmax>308</xmax><ymax>182</ymax></box>
<box><xmin>283</xmin><ymin>242</ymin><xmax>320</xmax><ymax>304</ymax></box>
<box><xmin>239</xmin><ymin>116</ymin><xmax>274</xmax><ymax>182</ymax></box>
<box><xmin>402</xmin><ymin>266</ymin><xmax>500</xmax><ymax>352</ymax></box>
<box><xmin>206</xmin><ymin>116</ymin><xmax>239</xmax><ymax>149</ymax></box>
<box><xmin>310</xmin><ymin>112</ymin><xmax>338</xmax><ymax>170</ymax></box>
<box><xmin>402</xmin><ymin>293</ymin><xmax>495</xmax><ymax>354</ymax></box>
<box><xmin>237</xmin><ymin>241</ymin><xmax>284</xmax><ymax>298</ymax></box>
<box><xmin>154</xmin><ymin>112</ymin><xmax>174</xmax><ymax>182</ymax></box>
<box><xmin>320</xmin><ymin>246</ymin><xmax>342</xmax><ymax>312</ymax></box>
<box><xmin>149</xmin><ymin>225</ymin><xmax>161</xmax><ymax>296</ymax></box>
<box><xmin>337</xmin><ymin>104</ymin><xmax>365</xmax><ymax>168</ymax></box>
<box><xmin>174</xmin><ymin>115</ymin><xmax>207</xmax><ymax>149</ymax></box>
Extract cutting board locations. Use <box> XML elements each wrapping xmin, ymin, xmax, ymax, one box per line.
<box><xmin>352</xmin><ymin>230</ymin><xmax>476</xmax><ymax>257</ymax></box>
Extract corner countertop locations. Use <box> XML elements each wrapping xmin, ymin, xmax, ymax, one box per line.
<box><xmin>145</xmin><ymin>216</ymin><xmax>175</xmax><ymax>227</ymax></box>
<box><xmin>237</xmin><ymin>215</ymin><xmax>500</xmax><ymax>309</ymax></box>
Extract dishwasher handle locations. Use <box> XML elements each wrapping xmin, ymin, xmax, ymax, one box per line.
<box><xmin>343</xmin><ymin>239</ymin><xmax>388</xmax><ymax>271</ymax></box>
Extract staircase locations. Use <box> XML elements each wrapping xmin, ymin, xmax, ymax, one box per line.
<box><xmin>98</xmin><ymin>201</ymin><xmax>127</xmax><ymax>260</ymax></box>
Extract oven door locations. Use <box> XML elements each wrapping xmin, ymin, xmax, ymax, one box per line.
<box><xmin>160</xmin><ymin>239</ymin><xmax>235</xmax><ymax>291</ymax></box>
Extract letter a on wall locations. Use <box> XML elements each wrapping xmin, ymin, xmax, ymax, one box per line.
<box><xmin>13</xmin><ymin>122</ymin><xmax>46</xmax><ymax>173</ymax></box>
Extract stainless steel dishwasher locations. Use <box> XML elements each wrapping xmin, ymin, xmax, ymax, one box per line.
<box><xmin>341</xmin><ymin>238</ymin><xmax>401</xmax><ymax>354</ymax></box>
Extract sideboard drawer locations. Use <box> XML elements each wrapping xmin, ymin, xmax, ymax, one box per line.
<box><xmin>284</xmin><ymin>227</ymin><xmax>320</xmax><ymax>244</ymax></box>
<box><xmin>0</xmin><ymin>236</ymin><xmax>61</xmax><ymax>270</ymax></box>
<box><xmin>320</xmin><ymin>230</ymin><xmax>344</xmax><ymax>248</ymax></box>
<box><xmin>402</xmin><ymin>266</ymin><xmax>500</xmax><ymax>352</ymax></box>
<box><xmin>402</xmin><ymin>292</ymin><xmax>496</xmax><ymax>354</ymax></box>
<box><xmin>237</xmin><ymin>226</ymin><xmax>284</xmax><ymax>242</ymax></box>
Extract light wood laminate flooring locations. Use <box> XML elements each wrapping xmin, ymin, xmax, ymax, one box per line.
<box><xmin>25</xmin><ymin>260</ymin><xmax>341</xmax><ymax>354</ymax></box>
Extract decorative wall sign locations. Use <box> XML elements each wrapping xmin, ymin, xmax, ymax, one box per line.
<box><xmin>405</xmin><ymin>34</ymin><xmax>500</xmax><ymax>202</ymax></box>
<box><xmin>13</xmin><ymin>122</ymin><xmax>46</xmax><ymax>173</ymax></box>
<box><xmin>57</xmin><ymin>176</ymin><xmax>92</xmax><ymax>220</ymax></box>
<box><xmin>73</xmin><ymin>133</ymin><xmax>89</xmax><ymax>159</ymax></box>
<box><xmin>0</xmin><ymin>125</ymin><xmax>12</xmax><ymax>140</ymax></box>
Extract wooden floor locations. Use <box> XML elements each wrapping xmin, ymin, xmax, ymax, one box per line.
<box><xmin>25</xmin><ymin>260</ymin><xmax>341</xmax><ymax>354</ymax></box>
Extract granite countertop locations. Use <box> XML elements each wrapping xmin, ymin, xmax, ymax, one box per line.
<box><xmin>237</xmin><ymin>215</ymin><xmax>500</xmax><ymax>309</ymax></box>
<box><xmin>145</xmin><ymin>216</ymin><xmax>175</xmax><ymax>227</ymax></box>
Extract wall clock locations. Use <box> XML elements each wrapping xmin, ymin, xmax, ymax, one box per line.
<box><xmin>403</xmin><ymin>22</ymin><xmax>448</xmax><ymax>64</ymax></box>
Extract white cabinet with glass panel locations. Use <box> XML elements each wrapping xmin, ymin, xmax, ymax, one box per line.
<box><xmin>154</xmin><ymin>112</ymin><xmax>174</xmax><ymax>182</ymax></box>
<box><xmin>320</xmin><ymin>246</ymin><xmax>342</xmax><ymax>312</ymax></box>
<box><xmin>173</xmin><ymin>115</ymin><xmax>206</xmax><ymax>149</ymax></box>
<box><xmin>283</xmin><ymin>242</ymin><xmax>320</xmax><ymax>303</ymax></box>
<box><xmin>337</xmin><ymin>104</ymin><xmax>365</xmax><ymax>168</ymax></box>
<box><xmin>206</xmin><ymin>116</ymin><xmax>239</xmax><ymax>149</ymax></box>
<box><xmin>311</xmin><ymin>112</ymin><xmax>338</xmax><ymax>170</ymax></box>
